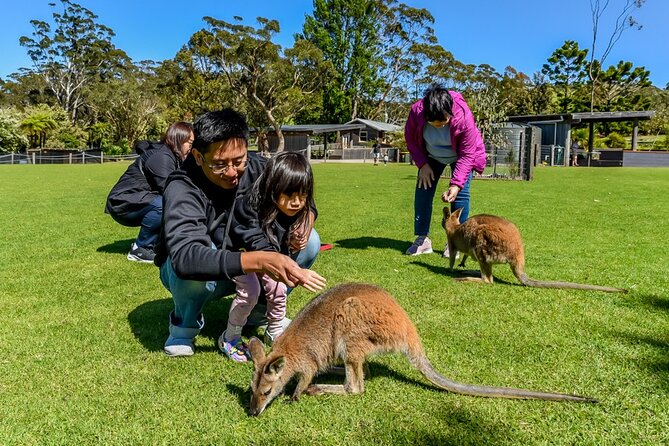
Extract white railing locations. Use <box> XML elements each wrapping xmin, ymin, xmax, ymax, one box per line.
<box><xmin>0</xmin><ymin>151</ymin><xmax>138</xmax><ymax>165</ymax></box>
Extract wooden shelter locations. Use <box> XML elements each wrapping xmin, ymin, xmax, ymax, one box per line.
<box><xmin>254</xmin><ymin>123</ymin><xmax>365</xmax><ymax>159</ymax></box>
<box><xmin>508</xmin><ymin>111</ymin><xmax>655</xmax><ymax>166</ymax></box>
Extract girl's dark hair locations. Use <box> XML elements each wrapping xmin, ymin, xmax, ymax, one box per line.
<box><xmin>161</xmin><ymin>121</ymin><xmax>194</xmax><ymax>160</ymax></box>
<box><xmin>422</xmin><ymin>83</ymin><xmax>454</xmax><ymax>122</ymax></box>
<box><xmin>251</xmin><ymin>151</ymin><xmax>315</xmax><ymax>248</ymax></box>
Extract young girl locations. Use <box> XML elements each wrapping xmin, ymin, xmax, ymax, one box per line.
<box><xmin>220</xmin><ymin>151</ymin><xmax>316</xmax><ymax>361</ymax></box>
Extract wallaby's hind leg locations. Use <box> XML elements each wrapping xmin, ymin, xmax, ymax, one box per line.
<box><xmin>343</xmin><ymin>359</ymin><xmax>365</xmax><ymax>393</ymax></box>
<box><xmin>479</xmin><ymin>260</ymin><xmax>494</xmax><ymax>284</ymax></box>
<box><xmin>307</xmin><ymin>358</ymin><xmax>366</xmax><ymax>396</ymax></box>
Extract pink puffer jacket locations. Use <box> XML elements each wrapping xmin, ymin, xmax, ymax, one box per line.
<box><xmin>404</xmin><ymin>91</ymin><xmax>487</xmax><ymax>188</ymax></box>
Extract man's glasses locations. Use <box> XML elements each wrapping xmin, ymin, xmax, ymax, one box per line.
<box><xmin>200</xmin><ymin>155</ymin><xmax>248</xmax><ymax>174</ymax></box>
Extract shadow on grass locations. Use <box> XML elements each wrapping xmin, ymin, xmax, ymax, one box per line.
<box><xmin>410</xmin><ymin>260</ymin><xmax>518</xmax><ymax>286</ymax></box>
<box><xmin>610</xmin><ymin>330</ymin><xmax>669</xmax><ymax>392</ymax></box>
<box><xmin>607</xmin><ymin>296</ymin><xmax>669</xmax><ymax>393</ymax></box>
<box><xmin>225</xmin><ymin>366</ymin><xmax>511</xmax><ymax>445</ymax></box>
<box><xmin>636</xmin><ymin>293</ymin><xmax>669</xmax><ymax>313</ymax></box>
<box><xmin>97</xmin><ymin>238</ymin><xmax>135</xmax><ymax>254</ymax></box>
<box><xmin>335</xmin><ymin>236</ymin><xmax>409</xmax><ymax>253</ymax></box>
<box><xmin>226</xmin><ymin>383</ymin><xmax>250</xmax><ymax>414</ymax></box>
<box><xmin>127</xmin><ymin>296</ymin><xmax>235</xmax><ymax>352</ymax></box>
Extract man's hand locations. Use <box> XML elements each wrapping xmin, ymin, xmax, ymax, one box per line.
<box><xmin>417</xmin><ymin>164</ymin><xmax>434</xmax><ymax>189</ymax></box>
<box><xmin>241</xmin><ymin>251</ymin><xmax>326</xmax><ymax>292</ymax></box>
<box><xmin>441</xmin><ymin>185</ymin><xmax>461</xmax><ymax>203</ymax></box>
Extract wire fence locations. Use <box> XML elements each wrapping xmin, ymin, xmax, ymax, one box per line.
<box><xmin>0</xmin><ymin>150</ymin><xmax>138</xmax><ymax>165</ymax></box>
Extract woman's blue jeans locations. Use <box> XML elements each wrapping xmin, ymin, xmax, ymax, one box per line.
<box><xmin>413</xmin><ymin>159</ymin><xmax>472</xmax><ymax>236</ymax></box>
<box><xmin>115</xmin><ymin>196</ymin><xmax>162</xmax><ymax>250</ymax></box>
<box><xmin>160</xmin><ymin>228</ymin><xmax>321</xmax><ymax>331</ymax></box>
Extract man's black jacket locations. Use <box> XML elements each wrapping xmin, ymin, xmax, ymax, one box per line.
<box><xmin>154</xmin><ymin>151</ymin><xmax>266</xmax><ymax>281</ymax></box>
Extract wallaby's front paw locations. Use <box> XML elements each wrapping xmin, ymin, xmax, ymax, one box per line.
<box><xmin>288</xmin><ymin>395</ymin><xmax>300</xmax><ymax>404</ymax></box>
<box><xmin>305</xmin><ymin>385</ymin><xmax>323</xmax><ymax>396</ymax></box>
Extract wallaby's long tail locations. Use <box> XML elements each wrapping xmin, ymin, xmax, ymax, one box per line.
<box><xmin>518</xmin><ymin>273</ymin><xmax>627</xmax><ymax>293</ymax></box>
<box><xmin>412</xmin><ymin>354</ymin><xmax>597</xmax><ymax>403</ymax></box>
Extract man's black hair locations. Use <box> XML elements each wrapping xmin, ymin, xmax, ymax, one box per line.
<box><xmin>193</xmin><ymin>108</ymin><xmax>249</xmax><ymax>154</ymax></box>
<box><xmin>422</xmin><ymin>84</ymin><xmax>454</xmax><ymax>122</ymax></box>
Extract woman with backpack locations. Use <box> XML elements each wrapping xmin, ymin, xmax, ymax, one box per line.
<box><xmin>105</xmin><ymin>122</ymin><xmax>194</xmax><ymax>263</ymax></box>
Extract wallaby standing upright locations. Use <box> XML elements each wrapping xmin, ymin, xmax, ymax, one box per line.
<box><xmin>247</xmin><ymin>283</ymin><xmax>596</xmax><ymax>416</ymax></box>
<box><xmin>441</xmin><ymin>207</ymin><xmax>627</xmax><ymax>293</ymax></box>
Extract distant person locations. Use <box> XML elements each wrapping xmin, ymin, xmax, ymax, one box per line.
<box><xmin>221</xmin><ymin>152</ymin><xmax>317</xmax><ymax>361</ymax></box>
<box><xmin>105</xmin><ymin>122</ymin><xmax>194</xmax><ymax>263</ymax></box>
<box><xmin>404</xmin><ymin>84</ymin><xmax>486</xmax><ymax>257</ymax></box>
<box><xmin>383</xmin><ymin>151</ymin><xmax>389</xmax><ymax>166</ymax></box>
<box><xmin>371</xmin><ymin>141</ymin><xmax>380</xmax><ymax>166</ymax></box>
<box><xmin>571</xmin><ymin>140</ymin><xmax>580</xmax><ymax>166</ymax></box>
<box><xmin>155</xmin><ymin>108</ymin><xmax>325</xmax><ymax>357</ymax></box>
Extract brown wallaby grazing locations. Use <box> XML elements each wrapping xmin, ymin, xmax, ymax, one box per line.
<box><xmin>246</xmin><ymin>283</ymin><xmax>596</xmax><ymax>416</ymax></box>
<box><xmin>441</xmin><ymin>207</ymin><xmax>627</xmax><ymax>293</ymax></box>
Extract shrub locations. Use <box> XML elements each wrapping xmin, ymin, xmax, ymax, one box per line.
<box><xmin>603</xmin><ymin>132</ymin><xmax>627</xmax><ymax>149</ymax></box>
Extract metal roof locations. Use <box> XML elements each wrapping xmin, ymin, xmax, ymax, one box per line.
<box><xmin>252</xmin><ymin>123</ymin><xmax>365</xmax><ymax>135</ymax></box>
<box><xmin>508</xmin><ymin>111</ymin><xmax>655</xmax><ymax>124</ymax></box>
<box><xmin>345</xmin><ymin>118</ymin><xmax>403</xmax><ymax>132</ymax></box>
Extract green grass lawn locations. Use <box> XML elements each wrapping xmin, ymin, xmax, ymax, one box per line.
<box><xmin>0</xmin><ymin>162</ymin><xmax>667</xmax><ymax>445</ymax></box>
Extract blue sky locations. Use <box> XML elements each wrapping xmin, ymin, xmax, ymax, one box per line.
<box><xmin>1</xmin><ymin>0</ymin><xmax>667</xmax><ymax>88</ymax></box>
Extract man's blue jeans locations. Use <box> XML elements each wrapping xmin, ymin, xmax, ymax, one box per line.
<box><xmin>160</xmin><ymin>228</ymin><xmax>321</xmax><ymax>331</ymax></box>
<box><xmin>413</xmin><ymin>159</ymin><xmax>472</xmax><ymax>236</ymax></box>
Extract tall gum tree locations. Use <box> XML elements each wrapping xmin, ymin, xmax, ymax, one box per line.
<box><xmin>19</xmin><ymin>0</ymin><xmax>129</xmax><ymax>124</ymax></box>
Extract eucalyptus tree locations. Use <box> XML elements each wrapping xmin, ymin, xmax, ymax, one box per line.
<box><xmin>368</xmin><ymin>2</ymin><xmax>437</xmax><ymax>121</ymax></box>
<box><xmin>86</xmin><ymin>64</ymin><xmax>162</xmax><ymax>149</ymax></box>
<box><xmin>159</xmin><ymin>30</ymin><xmax>235</xmax><ymax>120</ymax></box>
<box><xmin>19</xmin><ymin>0</ymin><xmax>130</xmax><ymax>124</ymax></box>
<box><xmin>194</xmin><ymin>16</ymin><xmax>332</xmax><ymax>151</ymax></box>
<box><xmin>0</xmin><ymin>70</ymin><xmax>55</xmax><ymax>109</ymax></box>
<box><xmin>541</xmin><ymin>40</ymin><xmax>589</xmax><ymax>112</ymax></box>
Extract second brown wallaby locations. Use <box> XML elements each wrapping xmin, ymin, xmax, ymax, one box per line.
<box><xmin>441</xmin><ymin>207</ymin><xmax>627</xmax><ymax>293</ymax></box>
<box><xmin>246</xmin><ymin>283</ymin><xmax>596</xmax><ymax>416</ymax></box>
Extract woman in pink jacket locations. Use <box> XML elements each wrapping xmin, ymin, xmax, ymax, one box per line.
<box><xmin>404</xmin><ymin>84</ymin><xmax>487</xmax><ymax>256</ymax></box>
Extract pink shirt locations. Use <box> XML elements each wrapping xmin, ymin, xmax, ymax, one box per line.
<box><xmin>404</xmin><ymin>91</ymin><xmax>487</xmax><ymax>188</ymax></box>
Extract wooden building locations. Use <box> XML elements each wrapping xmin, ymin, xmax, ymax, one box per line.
<box><xmin>508</xmin><ymin>111</ymin><xmax>655</xmax><ymax>166</ymax></box>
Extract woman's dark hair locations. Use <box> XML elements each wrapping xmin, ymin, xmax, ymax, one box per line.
<box><xmin>422</xmin><ymin>83</ymin><xmax>454</xmax><ymax>122</ymax></box>
<box><xmin>161</xmin><ymin>121</ymin><xmax>194</xmax><ymax>160</ymax></box>
<box><xmin>251</xmin><ymin>151</ymin><xmax>315</xmax><ymax>248</ymax></box>
<box><xmin>192</xmin><ymin>108</ymin><xmax>249</xmax><ymax>154</ymax></box>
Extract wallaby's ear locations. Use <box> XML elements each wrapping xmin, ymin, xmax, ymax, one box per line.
<box><xmin>265</xmin><ymin>356</ymin><xmax>286</xmax><ymax>376</ymax></box>
<box><xmin>248</xmin><ymin>337</ymin><xmax>266</xmax><ymax>367</ymax></box>
<box><xmin>452</xmin><ymin>207</ymin><xmax>464</xmax><ymax>222</ymax></box>
<box><xmin>442</xmin><ymin>206</ymin><xmax>451</xmax><ymax>219</ymax></box>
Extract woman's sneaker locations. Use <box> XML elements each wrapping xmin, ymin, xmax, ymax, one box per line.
<box><xmin>405</xmin><ymin>236</ymin><xmax>433</xmax><ymax>255</ymax></box>
<box><xmin>127</xmin><ymin>243</ymin><xmax>155</xmax><ymax>263</ymax></box>
<box><xmin>218</xmin><ymin>332</ymin><xmax>250</xmax><ymax>362</ymax></box>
